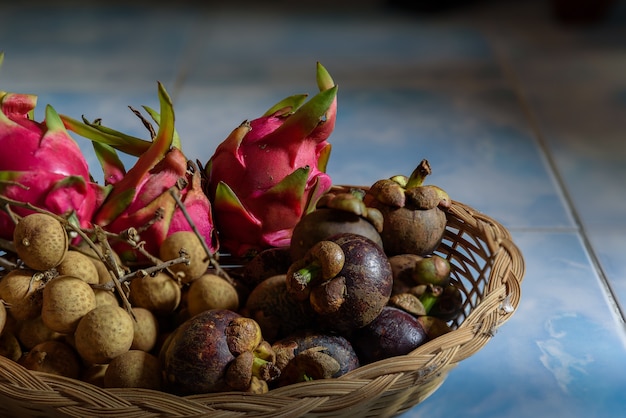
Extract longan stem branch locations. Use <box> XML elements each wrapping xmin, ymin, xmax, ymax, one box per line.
<box><xmin>110</xmin><ymin>227</ymin><xmax>163</xmax><ymax>266</ymax></box>
<box><xmin>0</xmin><ymin>195</ymin><xmax>100</xmax><ymax>253</ymax></box>
<box><xmin>94</xmin><ymin>254</ymin><xmax>189</xmax><ymax>290</ymax></box>
<box><xmin>0</xmin><ymin>237</ymin><xmax>17</xmax><ymax>258</ymax></box>
<box><xmin>93</xmin><ymin>227</ymin><xmax>136</xmax><ymax>318</ymax></box>
<box><xmin>0</xmin><ymin>194</ymin><xmax>138</xmax><ymax>317</ymax></box>
<box><xmin>0</xmin><ymin>256</ymin><xmax>17</xmax><ymax>270</ymax></box>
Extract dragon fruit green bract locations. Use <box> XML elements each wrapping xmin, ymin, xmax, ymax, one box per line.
<box><xmin>62</xmin><ymin>83</ymin><xmax>218</xmax><ymax>262</ymax></box>
<box><xmin>0</xmin><ymin>88</ymin><xmax>104</xmax><ymax>240</ymax></box>
<box><xmin>204</xmin><ymin>63</ymin><xmax>337</xmax><ymax>257</ymax></box>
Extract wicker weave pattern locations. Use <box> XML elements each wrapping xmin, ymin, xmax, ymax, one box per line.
<box><xmin>0</xmin><ymin>200</ymin><xmax>524</xmax><ymax>418</ymax></box>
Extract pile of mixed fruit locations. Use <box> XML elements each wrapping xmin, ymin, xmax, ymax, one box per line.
<box><xmin>0</xmin><ymin>55</ymin><xmax>463</xmax><ymax>395</ymax></box>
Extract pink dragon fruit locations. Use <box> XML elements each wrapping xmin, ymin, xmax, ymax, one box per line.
<box><xmin>0</xmin><ymin>86</ymin><xmax>104</xmax><ymax>239</ymax></box>
<box><xmin>61</xmin><ymin>82</ymin><xmax>218</xmax><ymax>262</ymax></box>
<box><xmin>204</xmin><ymin>63</ymin><xmax>338</xmax><ymax>257</ymax></box>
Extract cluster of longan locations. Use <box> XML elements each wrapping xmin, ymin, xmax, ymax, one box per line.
<box><xmin>0</xmin><ymin>212</ymin><xmax>238</xmax><ymax>390</ymax></box>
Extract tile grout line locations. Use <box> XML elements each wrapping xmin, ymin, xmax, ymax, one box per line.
<box><xmin>489</xmin><ymin>34</ymin><xmax>626</xmax><ymax>327</ymax></box>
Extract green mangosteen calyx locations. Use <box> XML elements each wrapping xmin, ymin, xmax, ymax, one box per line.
<box><xmin>286</xmin><ymin>241</ymin><xmax>345</xmax><ymax>301</ymax></box>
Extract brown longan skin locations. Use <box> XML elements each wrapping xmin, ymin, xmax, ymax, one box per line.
<box><xmin>130</xmin><ymin>307</ymin><xmax>159</xmax><ymax>352</ymax></box>
<box><xmin>74</xmin><ymin>305</ymin><xmax>134</xmax><ymax>365</ymax></box>
<box><xmin>56</xmin><ymin>250</ymin><xmax>100</xmax><ymax>285</ymax></box>
<box><xmin>13</xmin><ymin>213</ymin><xmax>68</xmax><ymax>271</ymax></box>
<box><xmin>0</xmin><ymin>269</ymin><xmax>45</xmax><ymax>321</ymax></box>
<box><xmin>129</xmin><ymin>272</ymin><xmax>181</xmax><ymax>315</ymax></box>
<box><xmin>18</xmin><ymin>340</ymin><xmax>81</xmax><ymax>379</ymax></box>
<box><xmin>104</xmin><ymin>350</ymin><xmax>162</xmax><ymax>390</ymax></box>
<box><xmin>159</xmin><ymin>231</ymin><xmax>210</xmax><ymax>284</ymax></box>
<box><xmin>42</xmin><ymin>275</ymin><xmax>97</xmax><ymax>334</ymax></box>
<box><xmin>94</xmin><ymin>289</ymin><xmax>120</xmax><ymax>308</ymax></box>
<box><xmin>17</xmin><ymin>316</ymin><xmax>64</xmax><ymax>350</ymax></box>
<box><xmin>76</xmin><ymin>243</ymin><xmax>125</xmax><ymax>285</ymax></box>
<box><xmin>0</xmin><ymin>331</ymin><xmax>22</xmax><ymax>362</ymax></box>
<box><xmin>0</xmin><ymin>302</ymin><xmax>6</xmax><ymax>336</ymax></box>
<box><xmin>187</xmin><ymin>274</ymin><xmax>239</xmax><ymax>317</ymax></box>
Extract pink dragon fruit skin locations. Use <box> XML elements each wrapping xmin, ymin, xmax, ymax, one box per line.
<box><xmin>63</xmin><ymin>82</ymin><xmax>218</xmax><ymax>261</ymax></box>
<box><xmin>0</xmin><ymin>91</ymin><xmax>104</xmax><ymax>239</ymax></box>
<box><xmin>96</xmin><ymin>147</ymin><xmax>218</xmax><ymax>261</ymax></box>
<box><xmin>0</xmin><ymin>93</ymin><xmax>92</xmax><ymax>177</ymax></box>
<box><xmin>205</xmin><ymin>63</ymin><xmax>337</xmax><ymax>257</ymax></box>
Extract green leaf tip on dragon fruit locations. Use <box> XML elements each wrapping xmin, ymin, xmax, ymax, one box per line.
<box><xmin>0</xmin><ymin>85</ymin><xmax>105</xmax><ymax>240</ymax></box>
<box><xmin>65</xmin><ymin>81</ymin><xmax>218</xmax><ymax>262</ymax></box>
<box><xmin>205</xmin><ymin>63</ymin><xmax>338</xmax><ymax>257</ymax></box>
<box><xmin>92</xmin><ymin>140</ymin><xmax>127</xmax><ymax>185</ymax></box>
<box><xmin>59</xmin><ymin>82</ymin><xmax>183</xmax><ymax>159</ymax></box>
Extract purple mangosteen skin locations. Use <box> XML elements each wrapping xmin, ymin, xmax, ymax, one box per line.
<box><xmin>319</xmin><ymin>233</ymin><xmax>393</xmax><ymax>334</ymax></box>
<box><xmin>161</xmin><ymin>309</ymin><xmax>240</xmax><ymax>395</ymax></box>
<box><xmin>351</xmin><ymin>306</ymin><xmax>429</xmax><ymax>364</ymax></box>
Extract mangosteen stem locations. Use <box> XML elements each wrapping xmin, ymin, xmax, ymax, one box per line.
<box><xmin>405</xmin><ymin>159</ymin><xmax>432</xmax><ymax>189</ymax></box>
<box><xmin>419</xmin><ymin>285</ymin><xmax>443</xmax><ymax>314</ymax></box>
<box><xmin>251</xmin><ymin>356</ymin><xmax>280</xmax><ymax>381</ymax></box>
<box><xmin>287</xmin><ymin>241</ymin><xmax>345</xmax><ymax>301</ymax></box>
<box><xmin>293</xmin><ymin>261</ymin><xmax>323</xmax><ymax>286</ymax></box>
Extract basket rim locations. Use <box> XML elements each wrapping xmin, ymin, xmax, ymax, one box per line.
<box><xmin>0</xmin><ymin>199</ymin><xmax>525</xmax><ymax>417</ymax></box>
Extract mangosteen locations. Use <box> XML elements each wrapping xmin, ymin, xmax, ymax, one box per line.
<box><xmin>412</xmin><ymin>255</ymin><xmax>451</xmax><ymax>287</ymax></box>
<box><xmin>351</xmin><ymin>306</ymin><xmax>429</xmax><ymax>364</ymax></box>
<box><xmin>290</xmin><ymin>187</ymin><xmax>384</xmax><ymax>261</ymax></box>
<box><xmin>429</xmin><ymin>283</ymin><xmax>464</xmax><ymax>321</ymax></box>
<box><xmin>242</xmin><ymin>274</ymin><xmax>316</xmax><ymax>342</ymax></box>
<box><xmin>286</xmin><ymin>233</ymin><xmax>393</xmax><ymax>334</ymax></box>
<box><xmin>388</xmin><ymin>253</ymin><xmax>424</xmax><ymax>295</ymax></box>
<box><xmin>365</xmin><ymin>159</ymin><xmax>450</xmax><ymax>256</ymax></box>
<box><xmin>272</xmin><ymin>331</ymin><xmax>360</xmax><ymax>386</ymax></box>
<box><xmin>160</xmin><ymin>309</ymin><xmax>278</xmax><ymax>395</ymax></box>
<box><xmin>238</xmin><ymin>247</ymin><xmax>293</xmax><ymax>289</ymax></box>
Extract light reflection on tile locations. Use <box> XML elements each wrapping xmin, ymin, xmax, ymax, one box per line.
<box><xmin>587</xmin><ymin>228</ymin><xmax>626</xmax><ymax>317</ymax></box>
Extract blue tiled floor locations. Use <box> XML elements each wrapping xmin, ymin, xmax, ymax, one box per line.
<box><xmin>1</xmin><ymin>0</ymin><xmax>625</xmax><ymax>416</ymax></box>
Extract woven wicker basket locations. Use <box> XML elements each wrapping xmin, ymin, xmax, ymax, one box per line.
<box><xmin>0</xmin><ymin>200</ymin><xmax>524</xmax><ymax>418</ymax></box>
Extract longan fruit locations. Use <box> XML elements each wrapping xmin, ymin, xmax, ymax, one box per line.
<box><xmin>0</xmin><ymin>301</ymin><xmax>7</xmax><ymax>335</ymax></box>
<box><xmin>187</xmin><ymin>274</ymin><xmax>239</xmax><ymax>317</ymax></box>
<box><xmin>128</xmin><ymin>272</ymin><xmax>181</xmax><ymax>315</ymax></box>
<box><xmin>1</xmin><ymin>313</ymin><xmax>18</xmax><ymax>336</ymax></box>
<box><xmin>18</xmin><ymin>340</ymin><xmax>81</xmax><ymax>379</ymax></box>
<box><xmin>0</xmin><ymin>269</ymin><xmax>44</xmax><ymax>321</ymax></box>
<box><xmin>0</xmin><ymin>330</ymin><xmax>22</xmax><ymax>361</ymax></box>
<box><xmin>159</xmin><ymin>231</ymin><xmax>209</xmax><ymax>284</ymax></box>
<box><xmin>92</xmin><ymin>257</ymin><xmax>112</xmax><ymax>285</ymax></box>
<box><xmin>13</xmin><ymin>213</ymin><xmax>68</xmax><ymax>271</ymax></box>
<box><xmin>94</xmin><ymin>289</ymin><xmax>120</xmax><ymax>308</ymax></box>
<box><xmin>103</xmin><ymin>350</ymin><xmax>162</xmax><ymax>390</ymax></box>
<box><xmin>74</xmin><ymin>305</ymin><xmax>134</xmax><ymax>365</ymax></box>
<box><xmin>56</xmin><ymin>250</ymin><xmax>99</xmax><ymax>285</ymax></box>
<box><xmin>76</xmin><ymin>243</ymin><xmax>125</xmax><ymax>285</ymax></box>
<box><xmin>17</xmin><ymin>315</ymin><xmax>64</xmax><ymax>350</ymax></box>
<box><xmin>130</xmin><ymin>307</ymin><xmax>159</xmax><ymax>352</ymax></box>
<box><xmin>42</xmin><ymin>275</ymin><xmax>97</xmax><ymax>334</ymax></box>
